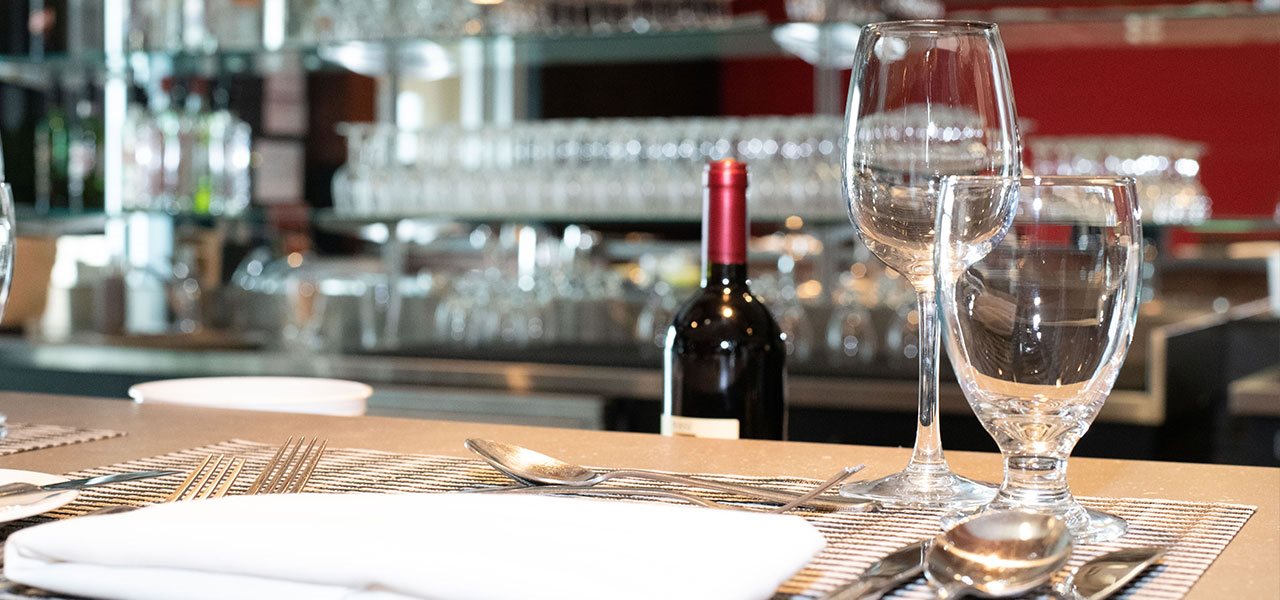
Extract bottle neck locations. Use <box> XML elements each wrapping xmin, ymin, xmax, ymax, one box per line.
<box><xmin>703</xmin><ymin>263</ymin><xmax>748</xmax><ymax>288</ymax></box>
<box><xmin>702</xmin><ymin>184</ymin><xmax>747</xmax><ymax>278</ymax></box>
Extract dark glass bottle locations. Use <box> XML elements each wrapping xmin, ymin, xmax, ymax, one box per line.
<box><xmin>34</xmin><ymin>85</ymin><xmax>69</xmax><ymax>214</ymax></box>
<box><xmin>66</xmin><ymin>85</ymin><xmax>104</xmax><ymax>213</ymax></box>
<box><xmin>662</xmin><ymin>159</ymin><xmax>787</xmax><ymax>440</ymax></box>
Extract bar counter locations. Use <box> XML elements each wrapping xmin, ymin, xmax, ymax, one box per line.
<box><xmin>0</xmin><ymin>392</ymin><xmax>1276</xmax><ymax>598</ymax></box>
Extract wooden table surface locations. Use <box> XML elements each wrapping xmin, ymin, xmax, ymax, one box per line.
<box><xmin>1</xmin><ymin>392</ymin><xmax>1276</xmax><ymax>598</ymax></box>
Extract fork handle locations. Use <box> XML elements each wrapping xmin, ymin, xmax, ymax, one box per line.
<box><xmin>598</xmin><ymin>469</ymin><xmax>873</xmax><ymax>512</ymax></box>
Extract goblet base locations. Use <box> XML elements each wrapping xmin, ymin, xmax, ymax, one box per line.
<box><xmin>839</xmin><ymin>466</ymin><xmax>995</xmax><ymax>509</ymax></box>
<box><xmin>942</xmin><ymin>501</ymin><xmax>1127</xmax><ymax>544</ymax></box>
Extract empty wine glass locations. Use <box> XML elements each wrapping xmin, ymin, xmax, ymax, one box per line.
<box><xmin>937</xmin><ymin>175</ymin><xmax>1142</xmax><ymax>543</ymax></box>
<box><xmin>0</xmin><ymin>180</ymin><xmax>12</xmax><ymax>439</ymax></box>
<box><xmin>840</xmin><ymin>20</ymin><xmax>1021</xmax><ymax>507</ymax></box>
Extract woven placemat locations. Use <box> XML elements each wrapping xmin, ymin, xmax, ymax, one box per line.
<box><xmin>0</xmin><ymin>423</ymin><xmax>124</xmax><ymax>457</ymax></box>
<box><xmin>2</xmin><ymin>440</ymin><xmax>1257</xmax><ymax>600</ymax></box>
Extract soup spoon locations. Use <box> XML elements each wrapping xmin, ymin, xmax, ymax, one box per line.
<box><xmin>925</xmin><ymin>510</ymin><xmax>1073</xmax><ymax>598</ymax></box>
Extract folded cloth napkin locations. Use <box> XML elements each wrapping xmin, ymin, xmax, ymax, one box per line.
<box><xmin>5</xmin><ymin>492</ymin><xmax>825</xmax><ymax>600</ymax></box>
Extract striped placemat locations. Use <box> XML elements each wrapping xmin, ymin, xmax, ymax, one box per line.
<box><xmin>0</xmin><ymin>423</ymin><xmax>124</xmax><ymax>457</ymax></box>
<box><xmin>1</xmin><ymin>440</ymin><xmax>1257</xmax><ymax>600</ymax></box>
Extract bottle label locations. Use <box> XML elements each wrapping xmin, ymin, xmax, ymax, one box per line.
<box><xmin>661</xmin><ymin>415</ymin><xmax>740</xmax><ymax>440</ymax></box>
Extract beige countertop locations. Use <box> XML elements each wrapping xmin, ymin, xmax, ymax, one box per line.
<box><xmin>0</xmin><ymin>392</ymin><xmax>1276</xmax><ymax>598</ymax></box>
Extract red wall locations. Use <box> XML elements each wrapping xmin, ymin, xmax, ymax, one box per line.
<box><xmin>720</xmin><ymin>42</ymin><xmax>1280</xmax><ymax>217</ymax></box>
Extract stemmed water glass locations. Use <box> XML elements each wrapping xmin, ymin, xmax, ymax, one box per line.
<box><xmin>936</xmin><ymin>175</ymin><xmax>1142</xmax><ymax>543</ymax></box>
<box><xmin>840</xmin><ymin>20</ymin><xmax>1021</xmax><ymax>506</ymax></box>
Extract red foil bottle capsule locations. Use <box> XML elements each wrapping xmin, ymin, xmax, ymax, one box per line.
<box><xmin>703</xmin><ymin>158</ymin><xmax>749</xmax><ymax>268</ymax></box>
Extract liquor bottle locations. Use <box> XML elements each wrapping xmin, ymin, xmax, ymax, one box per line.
<box><xmin>183</xmin><ymin>79</ymin><xmax>212</xmax><ymax>214</ymax></box>
<box><xmin>34</xmin><ymin>86</ymin><xmax>69</xmax><ymax>214</ymax></box>
<box><xmin>66</xmin><ymin>85</ymin><xmax>104</xmax><ymax>212</ymax></box>
<box><xmin>205</xmin><ymin>80</ymin><xmax>252</xmax><ymax>216</ymax></box>
<box><xmin>662</xmin><ymin>159</ymin><xmax>787</xmax><ymax>440</ymax></box>
<box><xmin>156</xmin><ymin>79</ymin><xmax>183</xmax><ymax>212</ymax></box>
<box><xmin>122</xmin><ymin>85</ymin><xmax>162</xmax><ymax>211</ymax></box>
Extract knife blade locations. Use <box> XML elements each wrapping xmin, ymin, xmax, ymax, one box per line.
<box><xmin>0</xmin><ymin>470</ymin><xmax>182</xmax><ymax>499</ymax></box>
<box><xmin>822</xmin><ymin>540</ymin><xmax>930</xmax><ymax>600</ymax></box>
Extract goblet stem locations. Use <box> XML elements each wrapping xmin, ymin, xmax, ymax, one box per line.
<box><xmin>907</xmin><ymin>289</ymin><xmax>946</xmax><ymax>471</ymax></box>
<box><xmin>997</xmin><ymin>455</ymin><xmax>1073</xmax><ymax>507</ymax></box>
<box><xmin>943</xmin><ymin>453</ymin><xmax>1127</xmax><ymax>544</ymax></box>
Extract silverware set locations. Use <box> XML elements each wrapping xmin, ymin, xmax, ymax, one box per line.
<box><xmin>0</xmin><ymin>437</ymin><xmax>326</xmax><ymax>571</ymax></box>
<box><xmin>464</xmin><ymin>438</ymin><xmax>873</xmax><ymax>514</ymax></box>
<box><xmin>3</xmin><ymin>434</ymin><xmax>1170</xmax><ymax>600</ymax></box>
<box><xmin>460</xmin><ymin>438</ymin><xmax>1168</xmax><ymax>598</ymax></box>
<box><xmin>822</xmin><ymin>510</ymin><xmax>1166</xmax><ymax>600</ymax></box>
<box><xmin>99</xmin><ymin>436</ymin><xmax>327</xmax><ymax>513</ymax></box>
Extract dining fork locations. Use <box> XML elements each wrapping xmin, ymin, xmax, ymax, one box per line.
<box><xmin>165</xmin><ymin>454</ymin><xmax>246</xmax><ymax>502</ymax></box>
<box><xmin>246</xmin><ymin>436</ymin><xmax>328</xmax><ymax>495</ymax></box>
<box><xmin>86</xmin><ymin>437</ymin><xmax>325</xmax><ymax>516</ymax></box>
<box><xmin>80</xmin><ymin>454</ymin><xmax>244</xmax><ymax>516</ymax></box>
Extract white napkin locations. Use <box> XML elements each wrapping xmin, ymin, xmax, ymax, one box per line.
<box><xmin>5</xmin><ymin>493</ymin><xmax>825</xmax><ymax>600</ymax></box>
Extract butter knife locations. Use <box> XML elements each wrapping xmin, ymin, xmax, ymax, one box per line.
<box><xmin>822</xmin><ymin>540</ymin><xmax>930</xmax><ymax>600</ymax></box>
<box><xmin>0</xmin><ymin>470</ymin><xmax>181</xmax><ymax>499</ymax></box>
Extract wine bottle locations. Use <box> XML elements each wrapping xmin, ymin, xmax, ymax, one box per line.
<box><xmin>662</xmin><ymin>159</ymin><xmax>787</xmax><ymax>440</ymax></box>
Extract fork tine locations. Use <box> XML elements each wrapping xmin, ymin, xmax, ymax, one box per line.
<box><xmin>287</xmin><ymin>439</ymin><xmax>326</xmax><ymax>493</ymax></box>
<box><xmin>262</xmin><ymin>437</ymin><xmax>306</xmax><ymax>494</ymax></box>
<box><xmin>165</xmin><ymin>455</ymin><xmax>215</xmax><ymax>503</ymax></box>
<box><xmin>246</xmin><ymin>436</ymin><xmax>294</xmax><ymax>495</ymax></box>
<box><xmin>209</xmin><ymin>458</ymin><xmax>245</xmax><ymax>499</ymax></box>
<box><xmin>192</xmin><ymin>455</ymin><xmax>232</xmax><ymax>498</ymax></box>
<box><xmin>276</xmin><ymin>437</ymin><xmax>317</xmax><ymax>494</ymax></box>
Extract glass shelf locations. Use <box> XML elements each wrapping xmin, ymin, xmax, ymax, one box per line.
<box><xmin>0</xmin><ymin>19</ymin><xmax>790</xmax><ymax>89</ymax></box>
<box><xmin>1</xmin><ymin>8</ymin><xmax>1276</xmax><ymax>89</ymax></box>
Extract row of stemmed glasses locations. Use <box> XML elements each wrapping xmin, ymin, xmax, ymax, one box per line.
<box><xmin>331</xmin><ymin>117</ymin><xmax>846</xmax><ymax>221</ymax></box>
<box><xmin>842</xmin><ymin>20</ymin><xmax>1142</xmax><ymax>543</ymax></box>
<box><xmin>1029</xmin><ymin>135</ymin><xmax>1211</xmax><ymax>224</ymax></box>
<box><xmin>295</xmin><ymin>0</ymin><xmax>736</xmax><ymax>42</ymax></box>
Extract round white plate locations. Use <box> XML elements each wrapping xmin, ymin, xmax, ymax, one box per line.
<box><xmin>128</xmin><ymin>376</ymin><xmax>372</xmax><ymax>416</ymax></box>
<box><xmin>0</xmin><ymin>469</ymin><xmax>77</xmax><ymax>523</ymax></box>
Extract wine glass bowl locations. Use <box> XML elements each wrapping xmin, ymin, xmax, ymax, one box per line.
<box><xmin>845</xmin><ymin>22</ymin><xmax>1022</xmax><ymax>290</ymax></box>
<box><xmin>840</xmin><ymin>19</ymin><xmax>1020</xmax><ymax>507</ymax></box>
<box><xmin>937</xmin><ymin>175</ymin><xmax>1143</xmax><ymax>543</ymax></box>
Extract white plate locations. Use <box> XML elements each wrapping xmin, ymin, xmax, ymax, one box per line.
<box><xmin>0</xmin><ymin>469</ymin><xmax>77</xmax><ymax>523</ymax></box>
<box><xmin>128</xmin><ymin>377</ymin><xmax>372</xmax><ymax>416</ymax></box>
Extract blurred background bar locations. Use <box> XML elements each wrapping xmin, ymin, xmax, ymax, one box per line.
<box><xmin>0</xmin><ymin>0</ymin><xmax>1275</xmax><ymax>464</ymax></box>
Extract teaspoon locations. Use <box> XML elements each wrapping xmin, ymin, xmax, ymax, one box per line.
<box><xmin>465</xmin><ymin>438</ymin><xmax>874</xmax><ymax>512</ymax></box>
<box><xmin>925</xmin><ymin>510</ymin><xmax>1073</xmax><ymax>598</ymax></box>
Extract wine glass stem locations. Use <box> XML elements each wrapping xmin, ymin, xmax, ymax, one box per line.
<box><xmin>908</xmin><ymin>289</ymin><xmax>947</xmax><ymax>472</ymax></box>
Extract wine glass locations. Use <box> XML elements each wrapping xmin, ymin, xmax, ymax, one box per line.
<box><xmin>0</xmin><ymin>179</ymin><xmax>15</xmax><ymax>439</ymax></box>
<box><xmin>937</xmin><ymin>175</ymin><xmax>1142</xmax><ymax>543</ymax></box>
<box><xmin>841</xmin><ymin>20</ymin><xmax>1021</xmax><ymax>506</ymax></box>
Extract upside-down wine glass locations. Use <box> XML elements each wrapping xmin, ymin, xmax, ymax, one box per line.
<box><xmin>841</xmin><ymin>20</ymin><xmax>1021</xmax><ymax>506</ymax></box>
<box><xmin>937</xmin><ymin>175</ymin><xmax>1142</xmax><ymax>543</ymax></box>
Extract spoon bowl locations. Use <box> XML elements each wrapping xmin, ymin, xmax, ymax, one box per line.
<box><xmin>465</xmin><ymin>439</ymin><xmax>600</xmax><ymax>486</ymax></box>
<box><xmin>926</xmin><ymin>510</ymin><xmax>1073</xmax><ymax>598</ymax></box>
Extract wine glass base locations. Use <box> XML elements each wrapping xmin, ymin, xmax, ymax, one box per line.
<box><xmin>839</xmin><ymin>468</ymin><xmax>995</xmax><ymax>509</ymax></box>
<box><xmin>941</xmin><ymin>503</ymin><xmax>1128</xmax><ymax>544</ymax></box>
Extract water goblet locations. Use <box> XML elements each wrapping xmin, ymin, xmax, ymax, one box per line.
<box><xmin>936</xmin><ymin>175</ymin><xmax>1142</xmax><ymax>543</ymax></box>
